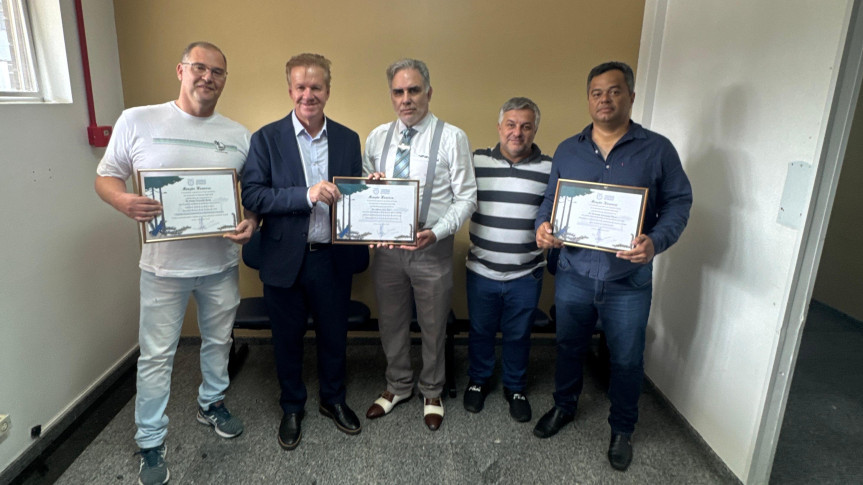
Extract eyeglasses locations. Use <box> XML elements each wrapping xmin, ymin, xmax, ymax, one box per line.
<box><xmin>181</xmin><ymin>62</ymin><xmax>227</xmax><ymax>80</ymax></box>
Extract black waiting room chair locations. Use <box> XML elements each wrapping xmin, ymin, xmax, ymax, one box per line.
<box><xmin>228</xmin><ymin>231</ymin><xmax>372</xmax><ymax>378</ymax></box>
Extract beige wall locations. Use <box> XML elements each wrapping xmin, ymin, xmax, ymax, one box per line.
<box><xmin>812</xmin><ymin>80</ymin><xmax>863</xmax><ymax>322</ymax></box>
<box><xmin>112</xmin><ymin>0</ymin><xmax>645</xmax><ymax>333</ymax></box>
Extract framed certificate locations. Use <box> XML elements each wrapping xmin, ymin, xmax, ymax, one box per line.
<box><xmin>550</xmin><ymin>179</ymin><xmax>648</xmax><ymax>253</ymax></box>
<box><xmin>331</xmin><ymin>177</ymin><xmax>419</xmax><ymax>245</ymax></box>
<box><xmin>136</xmin><ymin>168</ymin><xmax>240</xmax><ymax>244</ymax></box>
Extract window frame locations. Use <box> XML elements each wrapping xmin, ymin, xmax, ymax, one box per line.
<box><xmin>0</xmin><ymin>0</ymin><xmax>42</xmax><ymax>102</ymax></box>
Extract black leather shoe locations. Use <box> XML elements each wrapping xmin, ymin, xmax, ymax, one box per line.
<box><xmin>533</xmin><ymin>406</ymin><xmax>574</xmax><ymax>438</ymax></box>
<box><xmin>319</xmin><ymin>402</ymin><xmax>362</xmax><ymax>435</ymax></box>
<box><xmin>463</xmin><ymin>381</ymin><xmax>490</xmax><ymax>413</ymax></box>
<box><xmin>503</xmin><ymin>388</ymin><xmax>532</xmax><ymax>422</ymax></box>
<box><xmin>608</xmin><ymin>432</ymin><xmax>633</xmax><ymax>471</ymax></box>
<box><xmin>278</xmin><ymin>412</ymin><xmax>303</xmax><ymax>450</ymax></box>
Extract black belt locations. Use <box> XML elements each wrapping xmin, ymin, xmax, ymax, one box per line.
<box><xmin>307</xmin><ymin>242</ymin><xmax>331</xmax><ymax>252</ymax></box>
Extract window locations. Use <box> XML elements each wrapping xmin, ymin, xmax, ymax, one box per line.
<box><xmin>0</xmin><ymin>0</ymin><xmax>40</xmax><ymax>99</ymax></box>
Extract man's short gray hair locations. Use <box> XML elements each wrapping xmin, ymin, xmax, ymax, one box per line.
<box><xmin>386</xmin><ymin>58</ymin><xmax>431</xmax><ymax>92</ymax></box>
<box><xmin>498</xmin><ymin>97</ymin><xmax>541</xmax><ymax>127</ymax></box>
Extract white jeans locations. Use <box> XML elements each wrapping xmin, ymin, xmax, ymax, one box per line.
<box><xmin>134</xmin><ymin>266</ymin><xmax>239</xmax><ymax>449</ymax></box>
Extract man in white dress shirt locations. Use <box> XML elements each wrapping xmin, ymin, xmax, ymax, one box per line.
<box><xmin>362</xmin><ymin>58</ymin><xmax>477</xmax><ymax>431</ymax></box>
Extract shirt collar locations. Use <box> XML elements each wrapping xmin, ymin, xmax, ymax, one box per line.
<box><xmin>491</xmin><ymin>143</ymin><xmax>544</xmax><ymax>164</ymax></box>
<box><xmin>575</xmin><ymin>120</ymin><xmax>646</xmax><ymax>144</ymax></box>
<box><xmin>396</xmin><ymin>112</ymin><xmax>434</xmax><ymax>135</ymax></box>
<box><xmin>291</xmin><ymin>111</ymin><xmax>328</xmax><ymax>140</ymax></box>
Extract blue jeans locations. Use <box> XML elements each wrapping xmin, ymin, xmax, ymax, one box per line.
<box><xmin>466</xmin><ymin>268</ymin><xmax>543</xmax><ymax>391</ymax></box>
<box><xmin>135</xmin><ymin>267</ymin><xmax>239</xmax><ymax>449</ymax></box>
<box><xmin>553</xmin><ymin>265</ymin><xmax>652</xmax><ymax>435</ymax></box>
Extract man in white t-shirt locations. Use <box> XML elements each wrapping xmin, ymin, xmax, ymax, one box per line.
<box><xmin>95</xmin><ymin>41</ymin><xmax>255</xmax><ymax>485</ymax></box>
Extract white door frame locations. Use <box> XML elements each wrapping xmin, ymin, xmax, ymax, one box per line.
<box><xmin>749</xmin><ymin>1</ymin><xmax>863</xmax><ymax>484</ymax></box>
<box><xmin>635</xmin><ymin>1</ymin><xmax>863</xmax><ymax>483</ymax></box>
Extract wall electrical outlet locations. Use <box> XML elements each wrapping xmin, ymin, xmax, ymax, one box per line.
<box><xmin>0</xmin><ymin>414</ymin><xmax>10</xmax><ymax>435</ymax></box>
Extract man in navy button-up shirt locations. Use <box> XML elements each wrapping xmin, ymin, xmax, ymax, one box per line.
<box><xmin>533</xmin><ymin>62</ymin><xmax>692</xmax><ymax>472</ymax></box>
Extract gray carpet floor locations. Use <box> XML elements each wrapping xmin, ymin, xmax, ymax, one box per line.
<box><xmin>55</xmin><ymin>337</ymin><xmax>737</xmax><ymax>484</ymax></box>
<box><xmin>770</xmin><ymin>301</ymin><xmax>863</xmax><ymax>484</ymax></box>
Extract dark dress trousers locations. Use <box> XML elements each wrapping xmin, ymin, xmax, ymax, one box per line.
<box><xmin>241</xmin><ymin>113</ymin><xmax>367</xmax><ymax>413</ymax></box>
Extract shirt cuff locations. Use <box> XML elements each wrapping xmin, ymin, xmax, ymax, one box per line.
<box><xmin>646</xmin><ymin>232</ymin><xmax>666</xmax><ymax>254</ymax></box>
<box><xmin>430</xmin><ymin>225</ymin><xmax>448</xmax><ymax>242</ymax></box>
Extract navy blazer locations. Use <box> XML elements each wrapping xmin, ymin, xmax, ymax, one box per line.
<box><xmin>241</xmin><ymin>113</ymin><xmax>367</xmax><ymax>288</ymax></box>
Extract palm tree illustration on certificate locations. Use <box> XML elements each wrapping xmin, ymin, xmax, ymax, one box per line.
<box><xmin>552</xmin><ymin>181</ymin><xmax>645</xmax><ymax>252</ymax></box>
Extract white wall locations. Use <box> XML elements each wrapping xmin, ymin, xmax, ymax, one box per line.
<box><xmin>0</xmin><ymin>0</ymin><xmax>138</xmax><ymax>475</ymax></box>
<box><xmin>635</xmin><ymin>1</ymin><xmax>853</xmax><ymax>482</ymax></box>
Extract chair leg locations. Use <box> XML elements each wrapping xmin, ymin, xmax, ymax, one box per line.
<box><xmin>445</xmin><ymin>326</ymin><xmax>457</xmax><ymax>398</ymax></box>
<box><xmin>588</xmin><ymin>330</ymin><xmax>610</xmax><ymax>390</ymax></box>
<box><xmin>227</xmin><ymin>329</ymin><xmax>249</xmax><ymax>381</ymax></box>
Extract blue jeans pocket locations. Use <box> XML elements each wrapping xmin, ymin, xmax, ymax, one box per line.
<box><xmin>627</xmin><ymin>265</ymin><xmax>653</xmax><ymax>289</ymax></box>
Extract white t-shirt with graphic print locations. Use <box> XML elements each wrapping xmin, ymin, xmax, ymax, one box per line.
<box><xmin>97</xmin><ymin>101</ymin><xmax>251</xmax><ymax>277</ymax></box>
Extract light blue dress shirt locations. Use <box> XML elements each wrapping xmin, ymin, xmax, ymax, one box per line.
<box><xmin>292</xmin><ymin>112</ymin><xmax>331</xmax><ymax>243</ymax></box>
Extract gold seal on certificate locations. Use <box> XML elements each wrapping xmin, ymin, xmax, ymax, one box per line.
<box><xmin>551</xmin><ymin>179</ymin><xmax>649</xmax><ymax>253</ymax></box>
<box><xmin>331</xmin><ymin>176</ymin><xmax>419</xmax><ymax>245</ymax></box>
<box><xmin>136</xmin><ymin>168</ymin><xmax>240</xmax><ymax>244</ymax></box>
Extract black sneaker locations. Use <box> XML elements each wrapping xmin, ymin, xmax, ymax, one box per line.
<box><xmin>136</xmin><ymin>443</ymin><xmax>169</xmax><ymax>485</ymax></box>
<box><xmin>504</xmin><ymin>388</ymin><xmax>532</xmax><ymax>422</ymax></box>
<box><xmin>463</xmin><ymin>380</ymin><xmax>490</xmax><ymax>413</ymax></box>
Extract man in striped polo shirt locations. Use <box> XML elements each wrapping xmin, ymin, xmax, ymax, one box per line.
<box><xmin>464</xmin><ymin>97</ymin><xmax>553</xmax><ymax>422</ymax></box>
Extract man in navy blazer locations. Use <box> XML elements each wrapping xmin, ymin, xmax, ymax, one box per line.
<box><xmin>241</xmin><ymin>53</ymin><xmax>365</xmax><ymax>451</ymax></box>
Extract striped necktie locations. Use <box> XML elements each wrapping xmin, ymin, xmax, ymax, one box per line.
<box><xmin>392</xmin><ymin>128</ymin><xmax>415</xmax><ymax>179</ymax></box>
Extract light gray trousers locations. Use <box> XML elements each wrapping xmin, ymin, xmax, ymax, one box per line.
<box><xmin>372</xmin><ymin>236</ymin><xmax>454</xmax><ymax>398</ymax></box>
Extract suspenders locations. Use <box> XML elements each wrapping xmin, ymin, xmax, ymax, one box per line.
<box><xmin>379</xmin><ymin>119</ymin><xmax>445</xmax><ymax>228</ymax></box>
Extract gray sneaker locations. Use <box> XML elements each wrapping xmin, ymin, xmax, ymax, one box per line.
<box><xmin>196</xmin><ymin>400</ymin><xmax>244</xmax><ymax>438</ymax></box>
<box><xmin>136</xmin><ymin>443</ymin><xmax>169</xmax><ymax>485</ymax></box>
